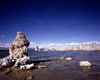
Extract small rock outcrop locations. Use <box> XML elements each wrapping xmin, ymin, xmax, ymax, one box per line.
<box><xmin>79</xmin><ymin>61</ymin><xmax>92</xmax><ymax>67</ymax></box>
<box><xmin>3</xmin><ymin>68</ymin><xmax>12</xmax><ymax>74</ymax></box>
<box><xmin>35</xmin><ymin>45</ymin><xmax>40</xmax><ymax>51</ymax></box>
<box><xmin>37</xmin><ymin>65</ymin><xmax>47</xmax><ymax>69</ymax></box>
<box><xmin>26</xmin><ymin>75</ymin><xmax>33</xmax><ymax>80</ymax></box>
<box><xmin>0</xmin><ymin>32</ymin><xmax>31</xmax><ymax>67</ymax></box>
<box><xmin>20</xmin><ymin>63</ymin><xmax>34</xmax><ymax>70</ymax></box>
<box><xmin>65</xmin><ymin>57</ymin><xmax>72</xmax><ymax>61</ymax></box>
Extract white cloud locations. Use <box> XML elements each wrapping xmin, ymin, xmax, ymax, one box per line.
<box><xmin>66</xmin><ymin>42</ymin><xmax>79</xmax><ymax>46</ymax></box>
<box><xmin>30</xmin><ymin>42</ymin><xmax>36</xmax><ymax>45</ymax></box>
<box><xmin>32</xmin><ymin>43</ymin><xmax>64</xmax><ymax>49</ymax></box>
<box><xmin>29</xmin><ymin>42</ymin><xmax>36</xmax><ymax>48</ymax></box>
<box><xmin>38</xmin><ymin>45</ymin><xmax>49</xmax><ymax>48</ymax></box>
<box><xmin>57</xmin><ymin>43</ymin><xmax>63</xmax><ymax>46</ymax></box>
<box><xmin>85</xmin><ymin>42</ymin><xmax>92</xmax><ymax>44</ymax></box>
<box><xmin>65</xmin><ymin>43</ymin><xmax>69</xmax><ymax>45</ymax></box>
<box><xmin>49</xmin><ymin>43</ymin><xmax>63</xmax><ymax>46</ymax></box>
<box><xmin>0</xmin><ymin>43</ymin><xmax>3</xmax><ymax>47</ymax></box>
<box><xmin>49</xmin><ymin>43</ymin><xmax>55</xmax><ymax>46</ymax></box>
<box><xmin>83</xmin><ymin>41</ymin><xmax>100</xmax><ymax>45</ymax></box>
<box><xmin>5</xmin><ymin>43</ymin><xmax>10</xmax><ymax>47</ymax></box>
<box><xmin>65</xmin><ymin>41</ymin><xmax>100</xmax><ymax>46</ymax></box>
<box><xmin>29</xmin><ymin>41</ymin><xmax>100</xmax><ymax>49</ymax></box>
<box><xmin>29</xmin><ymin>45</ymin><xmax>36</xmax><ymax>48</ymax></box>
<box><xmin>1</xmin><ymin>35</ymin><xmax>5</xmax><ymax>37</ymax></box>
<box><xmin>69</xmin><ymin>42</ymin><xmax>80</xmax><ymax>45</ymax></box>
<box><xmin>0</xmin><ymin>43</ymin><xmax>11</xmax><ymax>47</ymax></box>
<box><xmin>91</xmin><ymin>41</ymin><xmax>100</xmax><ymax>44</ymax></box>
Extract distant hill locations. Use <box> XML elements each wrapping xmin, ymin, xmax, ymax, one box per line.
<box><xmin>0</xmin><ymin>47</ymin><xmax>9</xmax><ymax>50</ymax></box>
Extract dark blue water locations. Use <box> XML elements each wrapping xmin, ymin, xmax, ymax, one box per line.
<box><xmin>0</xmin><ymin>50</ymin><xmax>100</xmax><ymax>80</ymax></box>
<box><xmin>0</xmin><ymin>50</ymin><xmax>9</xmax><ymax>58</ymax></box>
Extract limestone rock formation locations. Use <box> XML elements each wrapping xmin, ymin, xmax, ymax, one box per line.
<box><xmin>65</xmin><ymin>57</ymin><xmax>72</xmax><ymax>61</ymax></box>
<box><xmin>37</xmin><ymin>65</ymin><xmax>47</xmax><ymax>69</ymax></box>
<box><xmin>35</xmin><ymin>45</ymin><xmax>40</xmax><ymax>51</ymax></box>
<box><xmin>20</xmin><ymin>63</ymin><xmax>34</xmax><ymax>70</ymax></box>
<box><xmin>0</xmin><ymin>32</ymin><xmax>31</xmax><ymax>67</ymax></box>
<box><xmin>0</xmin><ymin>55</ymin><xmax>14</xmax><ymax>67</ymax></box>
<box><xmin>79</xmin><ymin>61</ymin><xmax>92</xmax><ymax>67</ymax></box>
<box><xmin>26</xmin><ymin>63</ymin><xmax>34</xmax><ymax>69</ymax></box>
<box><xmin>9</xmin><ymin>32</ymin><xmax>30</xmax><ymax>56</ymax></box>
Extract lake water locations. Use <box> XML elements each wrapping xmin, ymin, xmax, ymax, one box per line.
<box><xmin>0</xmin><ymin>50</ymin><xmax>100</xmax><ymax>80</ymax></box>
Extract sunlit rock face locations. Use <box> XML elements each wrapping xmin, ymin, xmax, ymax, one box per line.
<box><xmin>0</xmin><ymin>32</ymin><xmax>31</xmax><ymax>67</ymax></box>
<box><xmin>9</xmin><ymin>32</ymin><xmax>30</xmax><ymax>56</ymax></box>
<box><xmin>0</xmin><ymin>56</ymin><xmax>14</xmax><ymax>67</ymax></box>
<box><xmin>65</xmin><ymin>57</ymin><xmax>72</xmax><ymax>61</ymax></box>
<box><xmin>79</xmin><ymin>61</ymin><xmax>92</xmax><ymax>67</ymax></box>
<box><xmin>20</xmin><ymin>63</ymin><xmax>34</xmax><ymax>70</ymax></box>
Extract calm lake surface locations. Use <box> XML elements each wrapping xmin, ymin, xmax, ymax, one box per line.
<box><xmin>0</xmin><ymin>50</ymin><xmax>100</xmax><ymax>80</ymax></box>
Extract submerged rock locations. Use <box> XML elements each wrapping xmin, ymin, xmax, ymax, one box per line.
<box><xmin>20</xmin><ymin>65</ymin><xmax>26</xmax><ymax>70</ymax></box>
<box><xmin>3</xmin><ymin>68</ymin><xmax>12</xmax><ymax>74</ymax></box>
<box><xmin>20</xmin><ymin>63</ymin><xmax>34</xmax><ymax>70</ymax></box>
<box><xmin>65</xmin><ymin>57</ymin><xmax>72</xmax><ymax>61</ymax></box>
<box><xmin>26</xmin><ymin>75</ymin><xmax>33</xmax><ymax>80</ymax></box>
<box><xmin>60</xmin><ymin>57</ymin><xmax>65</xmax><ymax>60</ymax></box>
<box><xmin>79</xmin><ymin>61</ymin><xmax>92</xmax><ymax>67</ymax></box>
<box><xmin>37</xmin><ymin>65</ymin><xmax>47</xmax><ymax>69</ymax></box>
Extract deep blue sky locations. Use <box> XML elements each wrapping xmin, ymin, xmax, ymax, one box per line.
<box><xmin>0</xmin><ymin>0</ymin><xmax>100</xmax><ymax>48</ymax></box>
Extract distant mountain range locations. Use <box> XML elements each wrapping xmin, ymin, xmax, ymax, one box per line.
<box><xmin>0</xmin><ymin>47</ymin><xmax>9</xmax><ymax>50</ymax></box>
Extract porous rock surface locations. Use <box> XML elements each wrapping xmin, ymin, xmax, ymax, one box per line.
<box><xmin>0</xmin><ymin>32</ymin><xmax>31</xmax><ymax>67</ymax></box>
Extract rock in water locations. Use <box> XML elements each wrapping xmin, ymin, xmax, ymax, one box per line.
<box><xmin>0</xmin><ymin>32</ymin><xmax>31</xmax><ymax>68</ymax></box>
<box><xmin>65</xmin><ymin>57</ymin><xmax>72</xmax><ymax>61</ymax></box>
<box><xmin>79</xmin><ymin>61</ymin><xmax>92</xmax><ymax>67</ymax></box>
<box><xmin>20</xmin><ymin>63</ymin><xmax>34</xmax><ymax>70</ymax></box>
<box><xmin>37</xmin><ymin>65</ymin><xmax>47</xmax><ymax>69</ymax></box>
<box><xmin>3</xmin><ymin>69</ymin><xmax>12</xmax><ymax>74</ymax></box>
<box><xmin>25</xmin><ymin>63</ymin><xmax>34</xmax><ymax>69</ymax></box>
<box><xmin>20</xmin><ymin>65</ymin><xmax>26</xmax><ymax>70</ymax></box>
<box><xmin>26</xmin><ymin>75</ymin><xmax>33</xmax><ymax>80</ymax></box>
